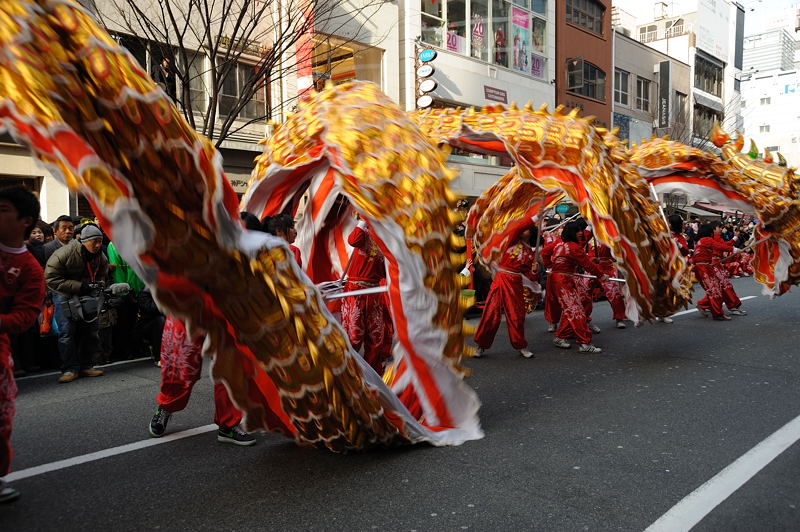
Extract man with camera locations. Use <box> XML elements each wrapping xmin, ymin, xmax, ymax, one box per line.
<box><xmin>45</xmin><ymin>224</ymin><xmax>110</xmax><ymax>383</ymax></box>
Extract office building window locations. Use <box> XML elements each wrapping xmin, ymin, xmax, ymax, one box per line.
<box><xmin>760</xmin><ymin>97</ymin><xmax>771</xmax><ymax>105</ymax></box>
<box><xmin>566</xmin><ymin>0</ymin><xmax>604</xmax><ymax>35</ymax></box>
<box><xmin>639</xmin><ymin>24</ymin><xmax>657</xmax><ymax>43</ymax></box>
<box><xmin>694</xmin><ymin>53</ymin><xmax>723</xmax><ymax>97</ymax></box>
<box><xmin>635</xmin><ymin>77</ymin><xmax>650</xmax><ymax>111</ymax></box>
<box><xmin>568</xmin><ymin>61</ymin><xmax>606</xmax><ymax>101</ymax></box>
<box><xmin>186</xmin><ymin>53</ymin><xmax>207</xmax><ymax>112</ymax></box>
<box><xmin>760</xmin><ymin>125</ymin><xmax>770</xmax><ymax>133</ymax></box>
<box><xmin>217</xmin><ymin>61</ymin><xmax>266</xmax><ymax>119</ymax></box>
<box><xmin>614</xmin><ymin>69</ymin><xmax>629</xmax><ymax>105</ymax></box>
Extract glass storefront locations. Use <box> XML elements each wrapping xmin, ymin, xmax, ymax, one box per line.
<box><xmin>422</xmin><ymin>0</ymin><xmax>548</xmax><ymax>78</ymax></box>
<box><xmin>312</xmin><ymin>35</ymin><xmax>383</xmax><ymax>89</ymax></box>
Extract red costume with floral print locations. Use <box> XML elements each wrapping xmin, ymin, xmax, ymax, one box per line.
<box><xmin>693</xmin><ymin>236</ymin><xmax>739</xmax><ymax>317</ymax></box>
<box><xmin>550</xmin><ymin>241</ymin><xmax>605</xmax><ymax>345</ymax></box>
<box><xmin>474</xmin><ymin>241</ymin><xmax>538</xmax><ymax>350</ymax></box>
<box><xmin>541</xmin><ymin>236</ymin><xmax>562</xmax><ymax>325</ymax></box>
<box><xmin>1</xmin><ymin>244</ymin><xmax>44</xmax><ymax>476</ymax></box>
<box><xmin>341</xmin><ymin>223</ymin><xmax>393</xmax><ymax>374</ymax></box>
<box><xmin>156</xmin><ymin>316</ymin><xmax>242</xmax><ymax>428</ymax></box>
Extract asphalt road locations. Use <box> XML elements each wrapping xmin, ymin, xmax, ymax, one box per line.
<box><xmin>3</xmin><ymin>278</ymin><xmax>800</xmax><ymax>531</ymax></box>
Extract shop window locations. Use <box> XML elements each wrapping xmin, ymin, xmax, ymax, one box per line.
<box><xmin>614</xmin><ymin>69</ymin><xmax>629</xmax><ymax>106</ymax></box>
<box><xmin>532</xmin><ymin>16</ymin><xmax>546</xmax><ymax>55</ymax></box>
<box><xmin>566</xmin><ymin>0</ymin><xmax>604</xmax><ymax>36</ymax></box>
<box><xmin>447</xmin><ymin>0</ymin><xmax>468</xmax><ymax>54</ymax></box>
<box><xmin>492</xmin><ymin>0</ymin><xmax>510</xmax><ymax>68</ymax></box>
<box><xmin>568</xmin><ymin>61</ymin><xmax>606</xmax><ymax>101</ymax></box>
<box><xmin>694</xmin><ymin>53</ymin><xmax>723</xmax><ymax>97</ymax></box>
<box><xmin>471</xmin><ymin>0</ymin><xmax>490</xmax><ymax>61</ymax></box>
<box><xmin>422</xmin><ymin>0</ymin><xmax>445</xmax><ymax>47</ymax></box>
<box><xmin>217</xmin><ymin>61</ymin><xmax>266</xmax><ymax>119</ymax></box>
<box><xmin>674</xmin><ymin>91</ymin><xmax>688</xmax><ymax>123</ymax></box>
<box><xmin>635</xmin><ymin>77</ymin><xmax>650</xmax><ymax>111</ymax></box>
<box><xmin>312</xmin><ymin>36</ymin><xmax>382</xmax><ymax>89</ymax></box>
<box><xmin>531</xmin><ymin>0</ymin><xmax>547</xmax><ymax>15</ymax></box>
<box><xmin>693</xmin><ymin>105</ymin><xmax>722</xmax><ymax>138</ymax></box>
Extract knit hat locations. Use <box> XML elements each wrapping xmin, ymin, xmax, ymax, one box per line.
<box><xmin>80</xmin><ymin>224</ymin><xmax>104</xmax><ymax>242</ymax></box>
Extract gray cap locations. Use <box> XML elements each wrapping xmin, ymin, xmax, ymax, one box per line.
<box><xmin>80</xmin><ymin>224</ymin><xmax>104</xmax><ymax>242</ymax></box>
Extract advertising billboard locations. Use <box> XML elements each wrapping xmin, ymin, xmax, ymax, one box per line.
<box><xmin>696</xmin><ymin>0</ymin><xmax>730</xmax><ymax>61</ymax></box>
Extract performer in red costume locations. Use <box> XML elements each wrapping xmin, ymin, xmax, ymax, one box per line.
<box><xmin>474</xmin><ymin>227</ymin><xmax>538</xmax><ymax>359</ymax></box>
<box><xmin>341</xmin><ymin>215</ymin><xmax>393</xmax><ymax>374</ymax></box>
<box><xmin>693</xmin><ymin>223</ymin><xmax>746</xmax><ymax>320</ymax></box>
<box><xmin>264</xmin><ymin>213</ymin><xmax>301</xmax><ymax>267</ymax></box>
<box><xmin>0</xmin><ymin>187</ymin><xmax>45</xmax><ymax>503</ymax></box>
<box><xmin>541</xmin><ymin>225</ymin><xmax>562</xmax><ymax>332</ymax></box>
<box><xmin>655</xmin><ymin>214</ymin><xmax>692</xmax><ymax>325</ymax></box>
<box><xmin>589</xmin><ymin>242</ymin><xmax>628</xmax><ymax>329</ymax></box>
<box><xmin>148</xmin><ymin>316</ymin><xmax>256</xmax><ymax>445</ymax></box>
<box><xmin>550</xmin><ymin>222</ymin><xmax>608</xmax><ymax>353</ymax></box>
<box><xmin>575</xmin><ymin>220</ymin><xmax>600</xmax><ymax>334</ymax></box>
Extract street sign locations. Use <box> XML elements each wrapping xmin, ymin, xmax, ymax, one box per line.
<box><xmin>417</xmin><ymin>64</ymin><xmax>435</xmax><ymax>78</ymax></box>
<box><xmin>419</xmin><ymin>79</ymin><xmax>438</xmax><ymax>93</ymax></box>
<box><xmin>416</xmin><ymin>95</ymin><xmax>434</xmax><ymax>108</ymax></box>
<box><xmin>418</xmin><ymin>48</ymin><xmax>437</xmax><ymax>62</ymax></box>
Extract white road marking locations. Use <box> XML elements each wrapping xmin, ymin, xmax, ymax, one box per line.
<box><xmin>4</xmin><ymin>424</ymin><xmax>217</xmax><ymax>482</ymax></box>
<box><xmin>671</xmin><ymin>295</ymin><xmax>757</xmax><ymax>317</ymax></box>
<box><xmin>15</xmin><ymin>356</ymin><xmax>153</xmax><ymax>381</ymax></box>
<box><xmin>646</xmin><ymin>413</ymin><xmax>800</xmax><ymax>532</ymax></box>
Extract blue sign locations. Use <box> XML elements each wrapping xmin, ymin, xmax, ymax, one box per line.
<box><xmin>555</xmin><ymin>203</ymin><xmax>570</xmax><ymax>214</ymax></box>
<box><xmin>418</xmin><ymin>48</ymin><xmax>437</xmax><ymax>62</ymax></box>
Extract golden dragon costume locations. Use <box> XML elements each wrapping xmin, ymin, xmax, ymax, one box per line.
<box><xmin>0</xmin><ymin>0</ymin><xmax>481</xmax><ymax>450</ymax></box>
<box><xmin>629</xmin><ymin>123</ymin><xmax>800</xmax><ymax>295</ymax></box>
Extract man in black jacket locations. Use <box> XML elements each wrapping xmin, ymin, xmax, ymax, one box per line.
<box><xmin>44</xmin><ymin>225</ymin><xmax>108</xmax><ymax>383</ymax></box>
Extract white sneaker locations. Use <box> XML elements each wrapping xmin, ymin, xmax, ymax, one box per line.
<box><xmin>553</xmin><ymin>337</ymin><xmax>571</xmax><ymax>349</ymax></box>
<box><xmin>519</xmin><ymin>349</ymin><xmax>535</xmax><ymax>359</ymax></box>
<box><xmin>660</xmin><ymin>316</ymin><xmax>674</xmax><ymax>324</ymax></box>
<box><xmin>473</xmin><ymin>347</ymin><xmax>484</xmax><ymax>358</ymax></box>
<box><xmin>616</xmin><ymin>320</ymin><xmax>627</xmax><ymax>329</ymax></box>
<box><xmin>589</xmin><ymin>324</ymin><xmax>601</xmax><ymax>334</ymax></box>
<box><xmin>547</xmin><ymin>322</ymin><xmax>556</xmax><ymax>333</ymax></box>
<box><xmin>579</xmin><ymin>344</ymin><xmax>602</xmax><ymax>354</ymax></box>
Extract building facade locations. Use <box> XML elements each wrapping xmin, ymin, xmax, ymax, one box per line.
<box><xmin>612</xmin><ymin>30</ymin><xmax>691</xmax><ymax>145</ymax></box>
<box><xmin>555</xmin><ymin>0</ymin><xmax>613</xmax><ymax>127</ymax></box>
<box><xmin>632</xmin><ymin>0</ymin><xmax>746</xmax><ymax>147</ymax></box>
<box><xmin>740</xmin><ymin>69</ymin><xmax>800</xmax><ymax>167</ymax></box>
<box><xmin>407</xmin><ymin>0</ymin><xmax>557</xmax><ymax>196</ymax></box>
<box><xmin>743</xmin><ymin>29</ymin><xmax>796</xmax><ymax>73</ymax></box>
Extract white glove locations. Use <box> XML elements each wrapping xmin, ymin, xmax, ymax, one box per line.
<box><xmin>733</xmin><ymin>247</ymin><xmax>741</xmax><ymax>253</ymax></box>
<box><xmin>109</xmin><ymin>282</ymin><xmax>130</xmax><ymax>295</ymax></box>
<box><xmin>460</xmin><ymin>266</ymin><xmax>471</xmax><ymax>277</ymax></box>
<box><xmin>356</xmin><ymin>220</ymin><xmax>368</xmax><ymax>230</ymax></box>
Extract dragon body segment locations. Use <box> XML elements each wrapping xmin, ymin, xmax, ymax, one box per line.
<box><xmin>0</xmin><ymin>0</ymin><xmax>481</xmax><ymax>451</ymax></box>
<box><xmin>411</xmin><ymin>107</ymin><xmax>692</xmax><ymax>320</ymax></box>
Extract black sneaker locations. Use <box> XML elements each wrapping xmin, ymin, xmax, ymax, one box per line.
<box><xmin>218</xmin><ymin>426</ymin><xmax>256</xmax><ymax>446</ymax></box>
<box><xmin>149</xmin><ymin>407</ymin><xmax>171</xmax><ymax>437</ymax></box>
<box><xmin>0</xmin><ymin>480</ymin><xmax>20</xmax><ymax>504</ymax></box>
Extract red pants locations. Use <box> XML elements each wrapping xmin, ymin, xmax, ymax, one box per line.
<box><xmin>552</xmin><ymin>273</ymin><xmax>593</xmax><ymax>345</ymax></box>
<box><xmin>0</xmin><ymin>339</ymin><xmax>16</xmax><ymax>476</ymax></box>
<box><xmin>697</xmin><ymin>265</ymin><xmax>741</xmax><ymax>315</ymax></box>
<box><xmin>591</xmin><ymin>267</ymin><xmax>626</xmax><ymax>321</ymax></box>
<box><xmin>341</xmin><ymin>281</ymin><xmax>393</xmax><ymax>374</ymax></box>
<box><xmin>157</xmin><ymin>317</ymin><xmax>241</xmax><ymax>428</ymax></box>
<box><xmin>543</xmin><ymin>274</ymin><xmax>562</xmax><ymax>325</ymax></box>
<box><xmin>474</xmin><ymin>272</ymin><xmax>527</xmax><ymax>350</ymax></box>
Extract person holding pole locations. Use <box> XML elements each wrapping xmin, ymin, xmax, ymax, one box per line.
<box><xmin>550</xmin><ymin>222</ymin><xmax>608</xmax><ymax>353</ymax></box>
